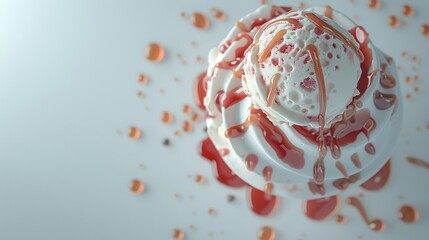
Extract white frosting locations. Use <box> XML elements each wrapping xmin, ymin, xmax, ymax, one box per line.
<box><xmin>204</xmin><ymin>5</ymin><xmax>402</xmax><ymax>199</ymax></box>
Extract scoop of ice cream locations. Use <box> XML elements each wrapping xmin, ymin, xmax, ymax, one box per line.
<box><xmin>243</xmin><ymin>11</ymin><xmax>362</xmax><ymax>128</ymax></box>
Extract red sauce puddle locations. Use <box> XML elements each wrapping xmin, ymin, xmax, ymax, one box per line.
<box><xmin>303</xmin><ymin>195</ymin><xmax>340</xmax><ymax>220</ymax></box>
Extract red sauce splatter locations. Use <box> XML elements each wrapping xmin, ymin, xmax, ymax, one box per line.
<box><xmin>199</xmin><ymin>137</ymin><xmax>246</xmax><ymax>188</ymax></box>
<box><xmin>303</xmin><ymin>195</ymin><xmax>339</xmax><ymax>220</ymax></box>
<box><xmin>360</xmin><ymin>160</ymin><xmax>391</xmax><ymax>191</ymax></box>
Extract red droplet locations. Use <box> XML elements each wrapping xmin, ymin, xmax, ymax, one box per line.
<box><xmin>360</xmin><ymin>160</ymin><xmax>391</xmax><ymax>191</ymax></box>
<box><xmin>248</xmin><ymin>187</ymin><xmax>279</xmax><ymax>216</ymax></box>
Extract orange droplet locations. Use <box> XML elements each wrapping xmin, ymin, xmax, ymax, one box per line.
<box><xmin>258</xmin><ymin>226</ymin><xmax>276</xmax><ymax>240</ymax></box>
<box><xmin>180</xmin><ymin>12</ymin><xmax>187</xmax><ymax>19</ymax></box>
<box><xmin>402</xmin><ymin>4</ymin><xmax>414</xmax><ymax>17</ymax></box>
<box><xmin>145</xmin><ymin>42</ymin><xmax>165</xmax><ymax>62</ymax></box>
<box><xmin>191</xmin><ymin>12</ymin><xmax>210</xmax><ymax>29</ymax></box>
<box><xmin>183</xmin><ymin>121</ymin><xmax>193</xmax><ymax>132</ymax></box>
<box><xmin>298</xmin><ymin>2</ymin><xmax>307</xmax><ymax>8</ymax></box>
<box><xmin>211</xmin><ymin>8</ymin><xmax>226</xmax><ymax>21</ymax></box>
<box><xmin>191</xmin><ymin>113</ymin><xmax>201</xmax><ymax>122</ymax></box>
<box><xmin>195</xmin><ymin>174</ymin><xmax>206</xmax><ymax>184</ymax></box>
<box><xmin>208</xmin><ymin>208</ymin><xmax>217</xmax><ymax>216</ymax></box>
<box><xmin>335</xmin><ymin>214</ymin><xmax>347</xmax><ymax>223</ymax></box>
<box><xmin>260</xmin><ymin>0</ymin><xmax>268</xmax><ymax>5</ymax></box>
<box><xmin>368</xmin><ymin>0</ymin><xmax>381</xmax><ymax>9</ymax></box>
<box><xmin>388</xmin><ymin>15</ymin><xmax>400</xmax><ymax>28</ymax></box>
<box><xmin>161</xmin><ymin>111</ymin><xmax>174</xmax><ymax>124</ymax></box>
<box><xmin>412</xmin><ymin>55</ymin><xmax>420</xmax><ymax>63</ymax></box>
<box><xmin>183</xmin><ymin>104</ymin><xmax>192</xmax><ymax>114</ymax></box>
<box><xmin>128</xmin><ymin>127</ymin><xmax>141</xmax><ymax>140</ymax></box>
<box><xmin>401</xmin><ymin>52</ymin><xmax>408</xmax><ymax>58</ymax></box>
<box><xmin>172</xmin><ymin>229</ymin><xmax>185</xmax><ymax>240</ymax></box>
<box><xmin>174</xmin><ymin>130</ymin><xmax>181</xmax><ymax>137</ymax></box>
<box><xmin>129</xmin><ymin>179</ymin><xmax>145</xmax><ymax>194</ymax></box>
<box><xmin>264</xmin><ymin>183</ymin><xmax>274</xmax><ymax>194</ymax></box>
<box><xmin>399</xmin><ymin>205</ymin><xmax>419</xmax><ymax>223</ymax></box>
<box><xmin>138</xmin><ymin>74</ymin><xmax>149</xmax><ymax>85</ymax></box>
<box><xmin>422</xmin><ymin>24</ymin><xmax>429</xmax><ymax>36</ymax></box>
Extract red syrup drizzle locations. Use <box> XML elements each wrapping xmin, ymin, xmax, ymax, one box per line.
<box><xmin>225</xmin><ymin>107</ymin><xmax>305</xmax><ymax>169</ymax></box>
<box><xmin>199</xmin><ymin>137</ymin><xmax>246</xmax><ymax>188</ymax></box>
<box><xmin>303</xmin><ymin>195</ymin><xmax>340</xmax><ymax>221</ymax></box>
<box><xmin>222</xmin><ymin>86</ymin><xmax>247</xmax><ymax>109</ymax></box>
<box><xmin>247</xmin><ymin>186</ymin><xmax>280</xmax><ymax>216</ymax></box>
<box><xmin>193</xmin><ymin>71</ymin><xmax>209</xmax><ymax>110</ymax></box>
<box><xmin>360</xmin><ymin>159</ymin><xmax>391</xmax><ymax>191</ymax></box>
<box><xmin>348</xmin><ymin>26</ymin><xmax>373</xmax><ymax>99</ymax></box>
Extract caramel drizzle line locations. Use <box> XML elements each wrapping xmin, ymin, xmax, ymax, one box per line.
<box><xmin>347</xmin><ymin>197</ymin><xmax>385</xmax><ymax>232</ymax></box>
<box><xmin>266</xmin><ymin>73</ymin><xmax>281</xmax><ymax>107</ymax></box>
<box><xmin>235</xmin><ymin>21</ymin><xmax>249</xmax><ymax>32</ymax></box>
<box><xmin>233</xmin><ymin>68</ymin><xmax>245</xmax><ymax>78</ymax></box>
<box><xmin>303</xmin><ymin>12</ymin><xmax>364</xmax><ymax>62</ymax></box>
<box><xmin>406</xmin><ymin>156</ymin><xmax>429</xmax><ymax>169</ymax></box>
<box><xmin>263</xmin><ymin>17</ymin><xmax>303</xmax><ymax>29</ymax></box>
<box><xmin>324</xmin><ymin>5</ymin><xmax>333</xmax><ymax>19</ymax></box>
<box><xmin>335</xmin><ymin>161</ymin><xmax>349</xmax><ymax>178</ymax></box>
<box><xmin>258</xmin><ymin>29</ymin><xmax>287</xmax><ymax>63</ymax></box>
<box><xmin>307</xmin><ymin>44</ymin><xmax>328</xmax><ymax>184</ymax></box>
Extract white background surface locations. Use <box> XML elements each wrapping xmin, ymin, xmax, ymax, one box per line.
<box><xmin>0</xmin><ymin>0</ymin><xmax>428</xmax><ymax>239</ymax></box>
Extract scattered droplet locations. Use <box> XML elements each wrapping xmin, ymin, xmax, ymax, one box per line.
<box><xmin>195</xmin><ymin>174</ymin><xmax>206</xmax><ymax>184</ymax></box>
<box><xmin>129</xmin><ymin>179</ymin><xmax>145</xmax><ymax>194</ymax></box>
<box><xmin>401</xmin><ymin>52</ymin><xmax>408</xmax><ymax>58</ymax></box>
<box><xmin>211</xmin><ymin>8</ymin><xmax>227</xmax><ymax>21</ymax></box>
<box><xmin>196</xmin><ymin>56</ymin><xmax>204</xmax><ymax>64</ymax></box>
<box><xmin>145</xmin><ymin>42</ymin><xmax>165</xmax><ymax>62</ymax></box>
<box><xmin>399</xmin><ymin>205</ymin><xmax>419</xmax><ymax>223</ymax></box>
<box><xmin>388</xmin><ymin>15</ymin><xmax>401</xmax><ymax>28</ymax></box>
<box><xmin>298</xmin><ymin>2</ymin><xmax>307</xmax><ymax>8</ymax></box>
<box><xmin>406</xmin><ymin>156</ymin><xmax>429</xmax><ymax>169</ymax></box>
<box><xmin>258</xmin><ymin>226</ymin><xmax>276</xmax><ymax>240</ymax></box>
<box><xmin>163</xmin><ymin>138</ymin><xmax>170</xmax><ymax>146</ymax></box>
<box><xmin>172</xmin><ymin>229</ymin><xmax>185</xmax><ymax>240</ymax></box>
<box><xmin>161</xmin><ymin>111</ymin><xmax>174</xmax><ymax>124</ymax></box>
<box><xmin>368</xmin><ymin>0</ymin><xmax>381</xmax><ymax>9</ymax></box>
<box><xmin>138</xmin><ymin>74</ymin><xmax>149</xmax><ymax>85</ymax></box>
<box><xmin>183</xmin><ymin>121</ymin><xmax>193</xmax><ymax>132</ymax></box>
<box><xmin>137</xmin><ymin>91</ymin><xmax>145</xmax><ymax>98</ymax></box>
<box><xmin>402</xmin><ymin>4</ymin><xmax>414</xmax><ymax>17</ymax></box>
<box><xmin>208</xmin><ymin>208</ymin><xmax>217</xmax><ymax>216</ymax></box>
<box><xmin>183</xmin><ymin>104</ymin><xmax>192</xmax><ymax>114</ymax></box>
<box><xmin>227</xmin><ymin>195</ymin><xmax>235</xmax><ymax>202</ymax></box>
<box><xmin>128</xmin><ymin>127</ymin><xmax>141</xmax><ymax>140</ymax></box>
<box><xmin>191</xmin><ymin>113</ymin><xmax>201</xmax><ymax>122</ymax></box>
<box><xmin>422</xmin><ymin>24</ymin><xmax>429</xmax><ymax>36</ymax></box>
<box><xmin>335</xmin><ymin>214</ymin><xmax>347</xmax><ymax>223</ymax></box>
<box><xmin>191</xmin><ymin>12</ymin><xmax>210</xmax><ymax>29</ymax></box>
